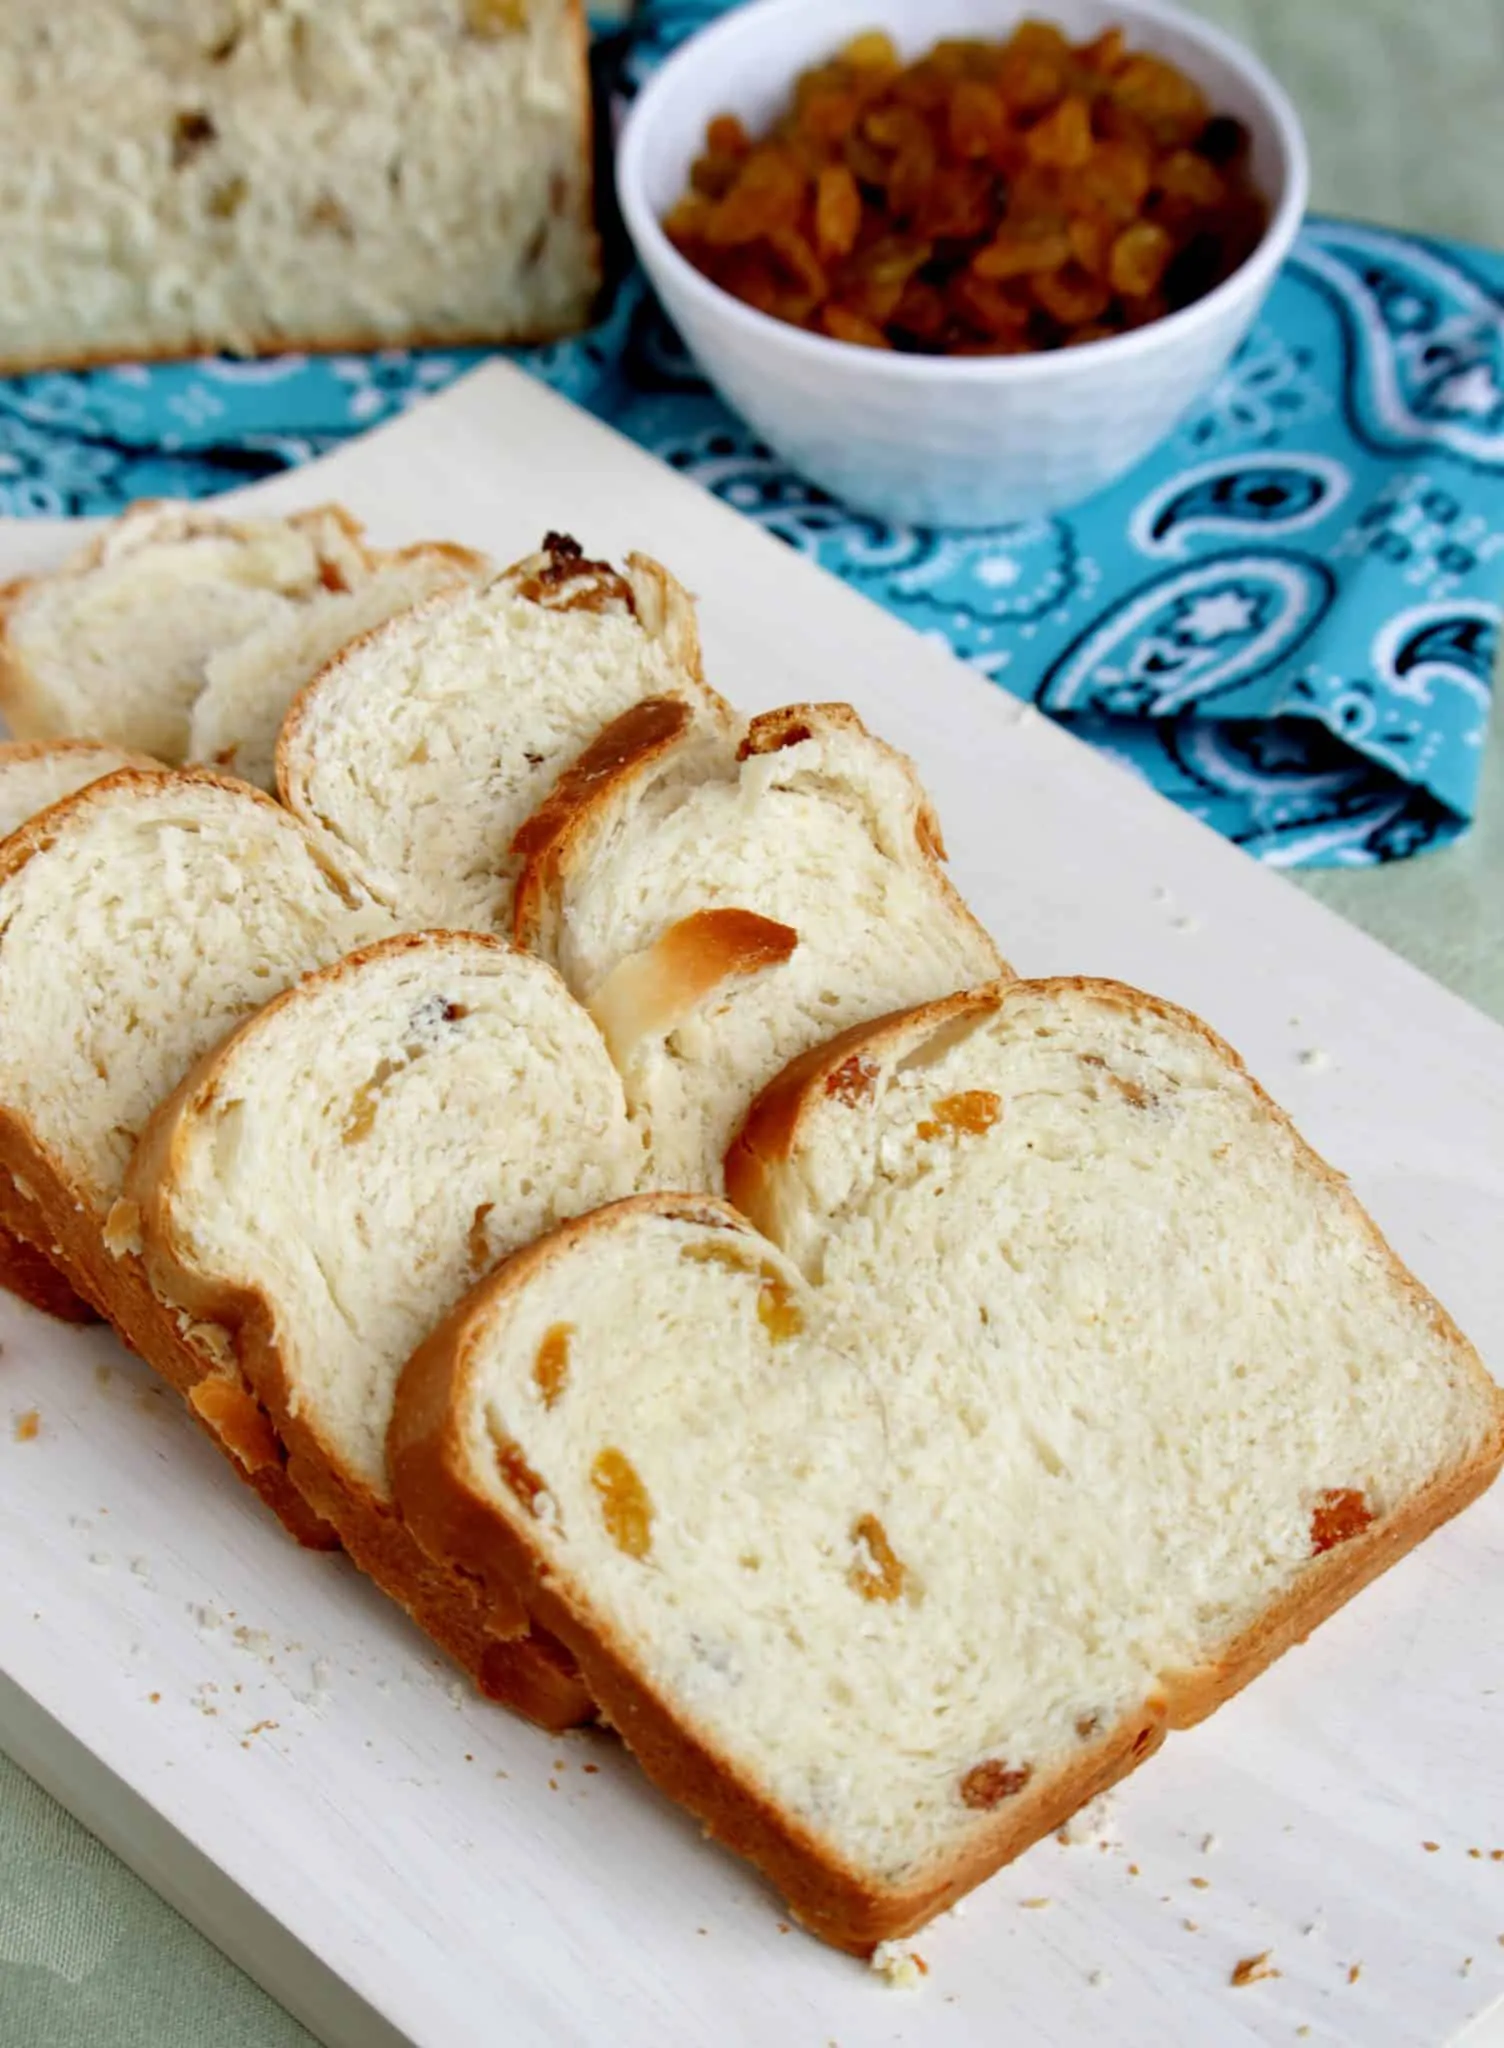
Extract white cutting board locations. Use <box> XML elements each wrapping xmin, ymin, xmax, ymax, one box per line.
<box><xmin>2</xmin><ymin>362</ymin><xmax>1502</xmax><ymax>2048</ymax></box>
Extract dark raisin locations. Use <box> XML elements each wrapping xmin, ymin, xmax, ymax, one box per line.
<box><xmin>1194</xmin><ymin>114</ymin><xmax>1250</xmax><ymax>166</ymax></box>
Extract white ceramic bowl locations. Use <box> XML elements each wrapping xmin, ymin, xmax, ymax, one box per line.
<box><xmin>618</xmin><ymin>0</ymin><xmax>1309</xmax><ymax>528</ymax></box>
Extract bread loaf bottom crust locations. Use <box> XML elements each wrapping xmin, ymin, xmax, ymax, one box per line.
<box><xmin>0</xmin><ymin>1116</ymin><xmax>337</xmax><ymax>1550</ymax></box>
<box><xmin>0</xmin><ymin>1217</ymin><xmax>99</xmax><ymax>1324</ymax></box>
<box><xmin>0</xmin><ymin>315</ymin><xmax>597</xmax><ymax>380</ymax></box>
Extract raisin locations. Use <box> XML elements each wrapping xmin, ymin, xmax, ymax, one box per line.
<box><xmin>1195</xmin><ymin>113</ymin><xmax>1251</xmax><ymax>166</ymax></box>
<box><xmin>814</xmin><ymin>163</ymin><xmax>862</xmax><ymax>260</ymax></box>
<box><xmin>1310</xmin><ymin>1487</ymin><xmax>1373</xmax><ymax>1555</ymax></box>
<box><xmin>756</xmin><ymin>1266</ymin><xmax>804</xmax><ymax>1342</ymax></box>
<box><xmin>825</xmin><ymin>1054</ymin><xmax>879</xmax><ymax>1105</ymax></box>
<box><xmin>848</xmin><ymin>1513</ymin><xmax>907</xmax><ymax>1601</ymax></box>
<box><xmin>533</xmin><ymin>1323</ymin><xmax>571</xmax><ymax>1408</ymax></box>
<box><xmin>916</xmin><ymin>1090</ymin><xmax>1003</xmax><ymax>1141</ymax></box>
<box><xmin>468</xmin><ymin>1202</ymin><xmax>495</xmax><ymax>1277</ymax></box>
<box><xmin>592</xmin><ymin>1448</ymin><xmax>653</xmax><ymax>1558</ymax></box>
<box><xmin>1109</xmin><ymin>219</ymin><xmax>1172</xmax><ymax>296</ymax></box>
<box><xmin>960</xmin><ymin>1759</ymin><xmax>1032</xmax><ymax>1808</ymax></box>
<box><xmin>494</xmin><ymin>1435</ymin><xmax>548</xmax><ymax>1514</ymax></box>
<box><xmin>661</xmin><ymin>23</ymin><xmax>1267</xmax><ymax>352</ymax></box>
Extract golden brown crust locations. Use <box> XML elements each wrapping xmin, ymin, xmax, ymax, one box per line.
<box><xmin>509</xmin><ymin>697</ymin><xmax>695</xmax><ymax>951</ymax></box>
<box><xmin>393</xmin><ymin>989</ymin><xmax>1504</xmax><ymax>1952</ymax></box>
<box><xmin>0</xmin><ymin>1113</ymin><xmax>336</xmax><ymax>1546</ymax></box>
<box><xmin>725</xmin><ymin>985</ymin><xmax>1007</xmax><ymax>1221</ymax></box>
<box><xmin>387</xmin><ymin>1192</ymin><xmax>1164</xmax><ymax>1950</ymax></box>
<box><xmin>125</xmin><ymin>927</ymin><xmax>594</xmax><ymax>1729</ymax></box>
<box><xmin>0</xmin><ymin>1217</ymin><xmax>99</xmax><ymax>1323</ymax></box>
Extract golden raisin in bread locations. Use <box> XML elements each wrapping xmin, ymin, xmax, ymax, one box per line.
<box><xmin>390</xmin><ymin>977</ymin><xmax>1504</xmax><ymax>1950</ymax></box>
<box><xmin>127</xmin><ymin>930</ymin><xmax>642</xmax><ymax>1727</ymax></box>
<box><xmin>511</xmin><ymin>698</ymin><xmax>1006</xmax><ymax>1189</ymax></box>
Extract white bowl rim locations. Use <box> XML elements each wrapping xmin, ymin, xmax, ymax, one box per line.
<box><xmin>617</xmin><ymin>0</ymin><xmax>1311</xmax><ymax>381</ymax></box>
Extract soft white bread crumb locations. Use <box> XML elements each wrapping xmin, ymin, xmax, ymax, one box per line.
<box><xmin>279</xmin><ymin>535</ymin><xmax>733</xmax><ymax>934</ymax></box>
<box><xmin>517</xmin><ymin>703</ymin><xmax>1005</xmax><ymax>1189</ymax></box>
<box><xmin>0</xmin><ymin>501</ymin><xmax>371</xmax><ymax>761</ymax></box>
<box><xmin>0</xmin><ymin>739</ymin><xmax>160</xmax><ymax>839</ymax></box>
<box><xmin>398</xmin><ymin>979</ymin><xmax>1504</xmax><ymax>1941</ymax></box>
<box><xmin>0</xmin><ymin>0</ymin><xmax>598</xmax><ymax>370</ymax></box>
<box><xmin>0</xmin><ymin>768</ymin><xmax>391</xmax><ymax>1212</ymax></box>
<box><xmin>132</xmin><ymin>932</ymin><xmax>639</xmax><ymax>1493</ymax></box>
<box><xmin>188</xmin><ymin>542</ymin><xmax>489</xmax><ymax>791</ymax></box>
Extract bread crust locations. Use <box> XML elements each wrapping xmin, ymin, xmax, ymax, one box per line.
<box><xmin>511</xmin><ymin>699</ymin><xmax>1006</xmax><ymax>979</ymax></box>
<box><xmin>0</xmin><ymin>767</ymin><xmax>374</xmax><ymax>1547</ymax></box>
<box><xmin>0</xmin><ymin>503</ymin><xmax>374</xmax><ymax>749</ymax></box>
<box><xmin>125</xmin><ymin>928</ymin><xmax>596</xmax><ymax>1730</ymax></box>
<box><xmin>393</xmin><ymin>987</ymin><xmax>1504</xmax><ymax>1952</ymax></box>
<box><xmin>275</xmin><ymin>541</ymin><xmax>732</xmax><ymax>913</ymax></box>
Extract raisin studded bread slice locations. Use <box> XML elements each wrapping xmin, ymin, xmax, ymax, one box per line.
<box><xmin>187</xmin><ymin>542</ymin><xmax>490</xmax><ymax>792</ymax></box>
<box><xmin>0</xmin><ymin>500</ymin><xmax>373</xmax><ymax>762</ymax></box>
<box><xmin>0</xmin><ymin>768</ymin><xmax>392</xmax><ymax>1544</ymax></box>
<box><xmin>0</xmin><ymin>0</ymin><xmax>597</xmax><ymax>371</ymax></box>
<box><xmin>391</xmin><ymin>978</ymin><xmax>1504</xmax><ymax>1951</ymax></box>
<box><xmin>277</xmin><ymin>533</ymin><xmax>736</xmax><ymax>935</ymax></box>
<box><xmin>511</xmin><ymin>699</ymin><xmax>1006</xmax><ymax>1190</ymax></box>
<box><xmin>126</xmin><ymin>930</ymin><xmax>640</xmax><ymax>1728</ymax></box>
<box><xmin>0</xmin><ymin>740</ymin><xmax>160</xmax><ymax>1320</ymax></box>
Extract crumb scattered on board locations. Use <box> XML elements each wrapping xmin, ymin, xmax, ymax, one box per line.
<box><xmin>1231</xmin><ymin>1951</ymin><xmax>1280</xmax><ymax>1988</ymax></box>
<box><xmin>1348</xmin><ymin>1963</ymin><xmax>1362</xmax><ymax>1984</ymax></box>
<box><xmin>12</xmin><ymin>1409</ymin><xmax>39</xmax><ymax>1442</ymax></box>
<box><xmin>870</xmin><ymin>1942</ymin><xmax>928</xmax><ymax>1988</ymax></box>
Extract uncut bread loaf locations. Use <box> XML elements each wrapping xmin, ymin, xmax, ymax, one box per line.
<box><xmin>511</xmin><ymin>698</ymin><xmax>1006</xmax><ymax>1189</ymax></box>
<box><xmin>0</xmin><ymin>740</ymin><xmax>159</xmax><ymax>1322</ymax></box>
<box><xmin>0</xmin><ymin>502</ymin><xmax>373</xmax><ymax>762</ymax></box>
<box><xmin>278</xmin><ymin>534</ymin><xmax>735</xmax><ymax>934</ymax></box>
<box><xmin>0</xmin><ymin>768</ymin><xmax>393</xmax><ymax>1544</ymax></box>
<box><xmin>0</xmin><ymin>0</ymin><xmax>598</xmax><ymax>371</ymax></box>
<box><xmin>127</xmin><ymin>930</ymin><xmax>640</xmax><ymax>1728</ymax></box>
<box><xmin>187</xmin><ymin>540</ymin><xmax>490</xmax><ymax>791</ymax></box>
<box><xmin>391</xmin><ymin>977</ymin><xmax>1504</xmax><ymax>1951</ymax></box>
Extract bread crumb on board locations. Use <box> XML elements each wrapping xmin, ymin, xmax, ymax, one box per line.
<box><xmin>12</xmin><ymin>1408</ymin><xmax>40</xmax><ymax>1441</ymax></box>
<box><xmin>870</xmin><ymin>1942</ymin><xmax>929</xmax><ymax>1988</ymax></box>
<box><xmin>1231</xmin><ymin>1951</ymin><xmax>1280</xmax><ymax>1988</ymax></box>
<box><xmin>1056</xmin><ymin>1791</ymin><xmax>1120</xmax><ymax>1847</ymax></box>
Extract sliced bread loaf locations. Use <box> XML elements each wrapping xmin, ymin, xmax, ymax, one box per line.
<box><xmin>186</xmin><ymin>541</ymin><xmax>490</xmax><ymax>792</ymax></box>
<box><xmin>0</xmin><ymin>501</ymin><xmax>372</xmax><ymax>762</ymax></box>
<box><xmin>126</xmin><ymin>930</ymin><xmax>640</xmax><ymax>1726</ymax></box>
<box><xmin>391</xmin><ymin>978</ymin><xmax>1504</xmax><ymax>1950</ymax></box>
<box><xmin>511</xmin><ymin>699</ymin><xmax>1006</xmax><ymax>1189</ymax></box>
<box><xmin>0</xmin><ymin>767</ymin><xmax>392</xmax><ymax>1543</ymax></box>
<box><xmin>0</xmin><ymin>0</ymin><xmax>598</xmax><ymax>370</ymax></box>
<box><xmin>278</xmin><ymin>534</ymin><xmax>735</xmax><ymax>934</ymax></box>
<box><xmin>0</xmin><ymin>740</ymin><xmax>159</xmax><ymax>1320</ymax></box>
<box><xmin>0</xmin><ymin>737</ymin><xmax>161</xmax><ymax>837</ymax></box>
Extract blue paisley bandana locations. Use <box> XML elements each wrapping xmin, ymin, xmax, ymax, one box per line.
<box><xmin>1</xmin><ymin>3</ymin><xmax>1499</xmax><ymax>867</ymax></box>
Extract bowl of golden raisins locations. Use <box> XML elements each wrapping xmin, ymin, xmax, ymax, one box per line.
<box><xmin>618</xmin><ymin>0</ymin><xmax>1307</xmax><ymax>527</ymax></box>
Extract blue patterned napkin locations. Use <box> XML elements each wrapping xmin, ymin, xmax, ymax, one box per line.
<box><xmin>0</xmin><ymin>5</ymin><xmax>1500</xmax><ymax>866</ymax></box>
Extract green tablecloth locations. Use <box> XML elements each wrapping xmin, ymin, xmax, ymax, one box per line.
<box><xmin>3</xmin><ymin>5</ymin><xmax>1502</xmax><ymax>2042</ymax></box>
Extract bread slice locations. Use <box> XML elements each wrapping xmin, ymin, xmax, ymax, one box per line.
<box><xmin>126</xmin><ymin>929</ymin><xmax>641</xmax><ymax>1726</ymax></box>
<box><xmin>186</xmin><ymin>543</ymin><xmax>490</xmax><ymax>793</ymax></box>
<box><xmin>391</xmin><ymin>977</ymin><xmax>1504</xmax><ymax>1951</ymax></box>
<box><xmin>0</xmin><ymin>501</ymin><xmax>373</xmax><ymax>762</ymax></box>
<box><xmin>0</xmin><ymin>740</ymin><xmax>160</xmax><ymax>1320</ymax></box>
<box><xmin>511</xmin><ymin>699</ymin><xmax>1007</xmax><ymax>1189</ymax></box>
<box><xmin>0</xmin><ymin>0</ymin><xmax>598</xmax><ymax>371</ymax></box>
<box><xmin>0</xmin><ymin>767</ymin><xmax>392</xmax><ymax>1544</ymax></box>
<box><xmin>278</xmin><ymin>534</ymin><xmax>735</xmax><ymax>934</ymax></box>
